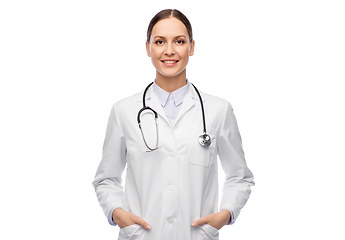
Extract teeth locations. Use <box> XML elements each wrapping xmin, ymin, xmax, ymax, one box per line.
<box><xmin>164</xmin><ymin>61</ymin><xmax>177</xmax><ymax>64</ymax></box>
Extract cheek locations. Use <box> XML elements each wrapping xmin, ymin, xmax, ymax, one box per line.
<box><xmin>179</xmin><ymin>47</ymin><xmax>190</xmax><ymax>59</ymax></box>
<box><xmin>151</xmin><ymin>47</ymin><xmax>161</xmax><ymax>58</ymax></box>
<box><xmin>179</xmin><ymin>52</ymin><xmax>189</xmax><ymax>64</ymax></box>
<box><xmin>152</xmin><ymin>54</ymin><xmax>161</xmax><ymax>66</ymax></box>
<box><xmin>149</xmin><ymin>51</ymin><xmax>157</xmax><ymax>61</ymax></box>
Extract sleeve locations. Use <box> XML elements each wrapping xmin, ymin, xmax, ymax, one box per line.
<box><xmin>92</xmin><ymin>103</ymin><xmax>127</xmax><ymax>226</ymax></box>
<box><xmin>217</xmin><ymin>102</ymin><xmax>255</xmax><ymax>224</ymax></box>
<box><xmin>219</xmin><ymin>208</ymin><xmax>235</xmax><ymax>225</ymax></box>
<box><xmin>108</xmin><ymin>206</ymin><xmax>122</xmax><ymax>226</ymax></box>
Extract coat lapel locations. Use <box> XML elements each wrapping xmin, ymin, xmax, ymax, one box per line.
<box><xmin>174</xmin><ymin>84</ymin><xmax>201</xmax><ymax>125</ymax></box>
<box><xmin>144</xmin><ymin>86</ymin><xmax>170</xmax><ymax>124</ymax></box>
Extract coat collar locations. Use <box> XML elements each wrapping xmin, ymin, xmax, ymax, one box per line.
<box><xmin>137</xmin><ymin>83</ymin><xmax>205</xmax><ymax>125</ymax></box>
<box><xmin>137</xmin><ymin>82</ymin><xmax>203</xmax><ymax>102</ymax></box>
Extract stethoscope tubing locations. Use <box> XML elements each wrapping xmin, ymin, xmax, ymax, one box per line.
<box><xmin>191</xmin><ymin>83</ymin><xmax>207</xmax><ymax>135</ymax></box>
<box><xmin>137</xmin><ymin>82</ymin><xmax>211</xmax><ymax>150</ymax></box>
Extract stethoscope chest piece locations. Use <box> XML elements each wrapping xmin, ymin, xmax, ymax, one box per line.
<box><xmin>198</xmin><ymin>133</ymin><xmax>211</xmax><ymax>147</ymax></box>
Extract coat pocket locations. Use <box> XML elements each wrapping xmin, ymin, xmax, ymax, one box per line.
<box><xmin>200</xmin><ymin>224</ymin><xmax>219</xmax><ymax>239</ymax></box>
<box><xmin>118</xmin><ymin>224</ymin><xmax>142</xmax><ymax>240</ymax></box>
<box><xmin>188</xmin><ymin>128</ymin><xmax>217</xmax><ymax>167</ymax></box>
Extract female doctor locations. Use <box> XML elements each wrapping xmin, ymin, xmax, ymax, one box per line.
<box><xmin>92</xmin><ymin>9</ymin><xmax>254</xmax><ymax>240</ymax></box>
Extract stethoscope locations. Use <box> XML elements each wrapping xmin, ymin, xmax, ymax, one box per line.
<box><xmin>137</xmin><ymin>82</ymin><xmax>211</xmax><ymax>151</ymax></box>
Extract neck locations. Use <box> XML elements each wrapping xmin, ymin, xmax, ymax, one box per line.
<box><xmin>155</xmin><ymin>70</ymin><xmax>187</xmax><ymax>93</ymax></box>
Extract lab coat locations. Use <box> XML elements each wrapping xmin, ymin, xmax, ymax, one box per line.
<box><xmin>92</xmin><ymin>83</ymin><xmax>254</xmax><ymax>240</ymax></box>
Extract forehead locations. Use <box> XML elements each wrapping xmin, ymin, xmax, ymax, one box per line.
<box><xmin>151</xmin><ymin>17</ymin><xmax>188</xmax><ymax>38</ymax></box>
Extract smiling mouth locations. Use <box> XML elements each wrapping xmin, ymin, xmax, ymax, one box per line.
<box><xmin>161</xmin><ymin>60</ymin><xmax>179</xmax><ymax>64</ymax></box>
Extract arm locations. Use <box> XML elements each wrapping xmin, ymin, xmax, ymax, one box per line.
<box><xmin>92</xmin><ymin>104</ymin><xmax>126</xmax><ymax>226</ymax></box>
<box><xmin>191</xmin><ymin>101</ymin><xmax>254</xmax><ymax>229</ymax></box>
<box><xmin>217</xmin><ymin>102</ymin><xmax>255</xmax><ymax>224</ymax></box>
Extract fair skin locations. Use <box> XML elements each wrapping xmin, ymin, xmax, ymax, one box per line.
<box><xmin>146</xmin><ymin>17</ymin><xmax>194</xmax><ymax>93</ymax></box>
<box><xmin>112</xmin><ymin>17</ymin><xmax>231</xmax><ymax>231</ymax></box>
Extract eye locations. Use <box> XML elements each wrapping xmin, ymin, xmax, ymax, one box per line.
<box><xmin>155</xmin><ymin>40</ymin><xmax>164</xmax><ymax>45</ymax></box>
<box><xmin>176</xmin><ymin>40</ymin><xmax>185</xmax><ymax>45</ymax></box>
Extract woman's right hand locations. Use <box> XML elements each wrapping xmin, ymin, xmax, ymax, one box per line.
<box><xmin>112</xmin><ymin>208</ymin><xmax>152</xmax><ymax>230</ymax></box>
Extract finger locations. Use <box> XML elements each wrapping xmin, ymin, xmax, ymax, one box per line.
<box><xmin>191</xmin><ymin>217</ymin><xmax>207</xmax><ymax>227</ymax></box>
<box><xmin>135</xmin><ymin>217</ymin><xmax>152</xmax><ymax>230</ymax></box>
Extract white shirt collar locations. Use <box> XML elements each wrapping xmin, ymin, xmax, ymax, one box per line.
<box><xmin>152</xmin><ymin>80</ymin><xmax>190</xmax><ymax>107</ymax></box>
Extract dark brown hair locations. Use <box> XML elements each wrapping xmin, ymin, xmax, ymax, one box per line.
<box><xmin>146</xmin><ymin>9</ymin><xmax>193</xmax><ymax>43</ymax></box>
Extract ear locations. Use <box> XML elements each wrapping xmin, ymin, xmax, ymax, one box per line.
<box><xmin>189</xmin><ymin>40</ymin><xmax>195</xmax><ymax>56</ymax></box>
<box><xmin>146</xmin><ymin>41</ymin><xmax>151</xmax><ymax>57</ymax></box>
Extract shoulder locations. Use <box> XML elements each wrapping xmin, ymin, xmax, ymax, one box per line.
<box><xmin>111</xmin><ymin>91</ymin><xmax>142</xmax><ymax>112</ymax></box>
<box><xmin>197</xmin><ymin>89</ymin><xmax>233</xmax><ymax>111</ymax></box>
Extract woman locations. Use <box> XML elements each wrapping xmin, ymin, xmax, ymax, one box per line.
<box><xmin>92</xmin><ymin>9</ymin><xmax>254</xmax><ymax>240</ymax></box>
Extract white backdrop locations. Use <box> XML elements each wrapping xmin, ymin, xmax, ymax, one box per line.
<box><xmin>1</xmin><ymin>1</ymin><xmax>344</xmax><ymax>239</ymax></box>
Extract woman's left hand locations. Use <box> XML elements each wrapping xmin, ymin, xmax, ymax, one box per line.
<box><xmin>191</xmin><ymin>209</ymin><xmax>231</xmax><ymax>230</ymax></box>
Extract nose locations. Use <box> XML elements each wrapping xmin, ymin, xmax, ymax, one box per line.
<box><xmin>164</xmin><ymin>42</ymin><xmax>175</xmax><ymax>56</ymax></box>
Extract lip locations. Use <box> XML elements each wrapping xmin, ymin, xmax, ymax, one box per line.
<box><xmin>161</xmin><ymin>59</ymin><xmax>179</xmax><ymax>67</ymax></box>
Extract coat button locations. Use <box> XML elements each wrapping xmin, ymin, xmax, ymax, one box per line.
<box><xmin>167</xmin><ymin>217</ymin><xmax>174</xmax><ymax>223</ymax></box>
<box><xmin>168</xmin><ymin>185</ymin><xmax>174</xmax><ymax>191</ymax></box>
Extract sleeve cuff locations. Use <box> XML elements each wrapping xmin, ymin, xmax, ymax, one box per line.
<box><xmin>108</xmin><ymin>206</ymin><xmax>122</xmax><ymax>226</ymax></box>
<box><xmin>220</xmin><ymin>208</ymin><xmax>235</xmax><ymax>225</ymax></box>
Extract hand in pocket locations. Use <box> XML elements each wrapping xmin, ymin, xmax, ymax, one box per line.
<box><xmin>112</xmin><ymin>208</ymin><xmax>152</xmax><ymax>230</ymax></box>
<box><xmin>191</xmin><ymin>209</ymin><xmax>231</xmax><ymax>230</ymax></box>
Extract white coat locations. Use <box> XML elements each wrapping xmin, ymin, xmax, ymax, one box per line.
<box><xmin>92</xmin><ymin>83</ymin><xmax>254</xmax><ymax>240</ymax></box>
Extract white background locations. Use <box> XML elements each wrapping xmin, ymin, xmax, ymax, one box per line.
<box><xmin>1</xmin><ymin>0</ymin><xmax>344</xmax><ymax>239</ymax></box>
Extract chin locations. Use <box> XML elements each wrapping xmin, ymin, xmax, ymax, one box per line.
<box><xmin>159</xmin><ymin>69</ymin><xmax>186</xmax><ymax>78</ymax></box>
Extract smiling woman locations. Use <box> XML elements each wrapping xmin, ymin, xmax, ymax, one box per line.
<box><xmin>146</xmin><ymin>14</ymin><xmax>195</xmax><ymax>92</ymax></box>
<box><xmin>92</xmin><ymin>9</ymin><xmax>254</xmax><ymax>240</ymax></box>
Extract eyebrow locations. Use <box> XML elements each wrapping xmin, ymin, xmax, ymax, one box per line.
<box><xmin>154</xmin><ymin>35</ymin><xmax>187</xmax><ymax>39</ymax></box>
